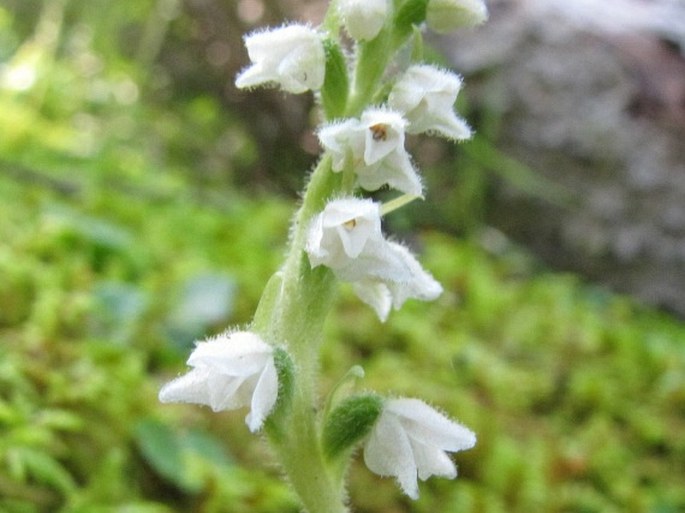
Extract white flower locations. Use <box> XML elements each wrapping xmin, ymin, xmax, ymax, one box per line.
<box><xmin>388</xmin><ymin>64</ymin><xmax>472</xmax><ymax>141</ymax></box>
<box><xmin>318</xmin><ymin>109</ymin><xmax>422</xmax><ymax>196</ymax></box>
<box><xmin>158</xmin><ymin>331</ymin><xmax>278</xmax><ymax>432</ymax></box>
<box><xmin>235</xmin><ymin>24</ymin><xmax>325</xmax><ymax>94</ymax></box>
<box><xmin>338</xmin><ymin>0</ymin><xmax>388</xmax><ymax>41</ymax></box>
<box><xmin>306</xmin><ymin>197</ymin><xmax>384</xmax><ymax>269</ymax></box>
<box><xmin>363</xmin><ymin>398</ymin><xmax>476</xmax><ymax>499</ymax></box>
<box><xmin>426</xmin><ymin>0</ymin><xmax>488</xmax><ymax>34</ymax></box>
<box><xmin>305</xmin><ymin>198</ymin><xmax>442</xmax><ymax>321</ymax></box>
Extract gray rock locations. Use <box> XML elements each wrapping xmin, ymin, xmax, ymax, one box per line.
<box><xmin>436</xmin><ymin>0</ymin><xmax>685</xmax><ymax>314</ymax></box>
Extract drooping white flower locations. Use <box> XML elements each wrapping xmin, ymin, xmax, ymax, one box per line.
<box><xmin>305</xmin><ymin>198</ymin><xmax>442</xmax><ymax>321</ymax></box>
<box><xmin>318</xmin><ymin>109</ymin><xmax>422</xmax><ymax>196</ymax></box>
<box><xmin>426</xmin><ymin>0</ymin><xmax>488</xmax><ymax>34</ymax></box>
<box><xmin>388</xmin><ymin>64</ymin><xmax>472</xmax><ymax>141</ymax></box>
<box><xmin>363</xmin><ymin>398</ymin><xmax>476</xmax><ymax>499</ymax></box>
<box><xmin>338</xmin><ymin>0</ymin><xmax>388</xmax><ymax>41</ymax></box>
<box><xmin>235</xmin><ymin>24</ymin><xmax>325</xmax><ymax>94</ymax></box>
<box><xmin>158</xmin><ymin>331</ymin><xmax>278</xmax><ymax>432</ymax></box>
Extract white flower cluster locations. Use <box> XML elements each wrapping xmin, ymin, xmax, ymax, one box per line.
<box><xmin>306</xmin><ymin>63</ymin><xmax>473</xmax><ymax>320</ymax></box>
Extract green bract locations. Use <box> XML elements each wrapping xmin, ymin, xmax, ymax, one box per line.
<box><xmin>323</xmin><ymin>394</ymin><xmax>384</xmax><ymax>459</ymax></box>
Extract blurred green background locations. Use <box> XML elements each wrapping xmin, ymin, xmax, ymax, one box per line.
<box><xmin>1</xmin><ymin>1</ymin><xmax>684</xmax><ymax>512</ymax></box>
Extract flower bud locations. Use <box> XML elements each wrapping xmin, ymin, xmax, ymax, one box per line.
<box><xmin>338</xmin><ymin>0</ymin><xmax>388</xmax><ymax>41</ymax></box>
<box><xmin>426</xmin><ymin>0</ymin><xmax>487</xmax><ymax>34</ymax></box>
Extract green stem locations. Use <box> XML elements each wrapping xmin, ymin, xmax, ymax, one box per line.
<box><xmin>261</xmin><ymin>156</ymin><xmax>347</xmax><ymax>513</ymax></box>
<box><xmin>346</xmin><ymin>33</ymin><xmax>393</xmax><ymax>117</ymax></box>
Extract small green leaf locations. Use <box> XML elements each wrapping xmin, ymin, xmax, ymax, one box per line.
<box><xmin>321</xmin><ymin>39</ymin><xmax>349</xmax><ymax>120</ymax></box>
<box><xmin>322</xmin><ymin>394</ymin><xmax>383</xmax><ymax>460</ymax></box>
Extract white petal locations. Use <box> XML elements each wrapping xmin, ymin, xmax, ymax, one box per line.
<box><xmin>410</xmin><ymin>438</ymin><xmax>457</xmax><ymax>480</ymax></box>
<box><xmin>387</xmin><ymin>398</ymin><xmax>477</xmax><ymax>452</ymax></box>
<box><xmin>206</xmin><ymin>372</ymin><xmax>250</xmax><ymax>411</ymax></box>
<box><xmin>428</xmin><ymin>114</ymin><xmax>472</xmax><ymax>141</ymax></box>
<box><xmin>322</xmin><ymin>198</ymin><xmax>382</xmax><ymax>258</ymax></box>
<box><xmin>158</xmin><ymin>367</ymin><xmax>245</xmax><ymax>412</ymax></box>
<box><xmin>235</xmin><ymin>64</ymin><xmax>269</xmax><ymax>90</ymax></box>
<box><xmin>318</xmin><ymin>119</ymin><xmax>361</xmax><ymax>171</ymax></box>
<box><xmin>158</xmin><ymin>367</ymin><xmax>211</xmax><ymax>405</ymax></box>
<box><xmin>364</xmin><ymin>412</ymin><xmax>419</xmax><ymax>499</ymax></box>
<box><xmin>383</xmin><ymin>242</ymin><xmax>443</xmax><ymax>308</ymax></box>
<box><xmin>246</xmin><ymin>356</ymin><xmax>279</xmax><ymax>432</ymax></box>
<box><xmin>356</xmin><ymin>151</ymin><xmax>423</xmax><ymax>197</ymax></box>
<box><xmin>352</xmin><ymin>280</ymin><xmax>392</xmax><ymax>322</ymax></box>
<box><xmin>332</xmin><ymin>237</ymin><xmax>413</xmax><ymax>283</ymax></box>
<box><xmin>188</xmin><ymin>332</ymin><xmax>272</xmax><ymax>376</ymax></box>
<box><xmin>360</xmin><ymin>109</ymin><xmax>406</xmax><ymax>165</ymax></box>
<box><xmin>277</xmin><ymin>42</ymin><xmax>325</xmax><ymax>93</ymax></box>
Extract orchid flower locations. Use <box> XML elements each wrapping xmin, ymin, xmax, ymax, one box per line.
<box><xmin>306</xmin><ymin>198</ymin><xmax>442</xmax><ymax>321</ymax></box>
<box><xmin>159</xmin><ymin>331</ymin><xmax>278</xmax><ymax>432</ymax></box>
<box><xmin>388</xmin><ymin>64</ymin><xmax>472</xmax><ymax>141</ymax></box>
<box><xmin>363</xmin><ymin>398</ymin><xmax>476</xmax><ymax>499</ymax></box>
<box><xmin>235</xmin><ymin>24</ymin><xmax>325</xmax><ymax>94</ymax></box>
<box><xmin>318</xmin><ymin>109</ymin><xmax>423</xmax><ymax>196</ymax></box>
